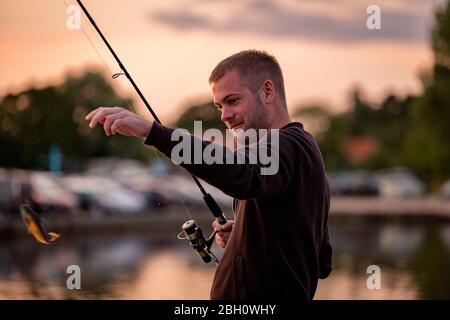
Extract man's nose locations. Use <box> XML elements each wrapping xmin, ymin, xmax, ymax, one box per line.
<box><xmin>220</xmin><ymin>107</ymin><xmax>234</xmax><ymax>123</ymax></box>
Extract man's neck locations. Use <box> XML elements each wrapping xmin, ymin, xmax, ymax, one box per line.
<box><xmin>267</xmin><ymin>110</ymin><xmax>291</xmax><ymax>130</ymax></box>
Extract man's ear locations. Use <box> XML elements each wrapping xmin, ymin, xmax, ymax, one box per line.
<box><xmin>261</xmin><ymin>80</ymin><xmax>275</xmax><ymax>104</ymax></box>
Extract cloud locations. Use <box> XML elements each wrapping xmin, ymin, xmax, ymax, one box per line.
<box><xmin>151</xmin><ymin>11</ymin><xmax>211</xmax><ymax>29</ymax></box>
<box><xmin>148</xmin><ymin>0</ymin><xmax>438</xmax><ymax>44</ymax></box>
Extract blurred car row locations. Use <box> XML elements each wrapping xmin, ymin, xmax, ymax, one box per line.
<box><xmin>327</xmin><ymin>167</ymin><xmax>450</xmax><ymax>198</ymax></box>
<box><xmin>0</xmin><ymin>160</ymin><xmax>232</xmax><ymax>215</ymax></box>
<box><xmin>1</xmin><ymin>164</ymin><xmax>449</xmax><ymax>215</ymax></box>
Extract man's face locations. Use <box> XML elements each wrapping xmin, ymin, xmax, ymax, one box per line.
<box><xmin>212</xmin><ymin>69</ymin><xmax>269</xmax><ymax>134</ymax></box>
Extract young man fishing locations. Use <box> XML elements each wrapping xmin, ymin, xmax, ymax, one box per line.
<box><xmin>85</xmin><ymin>50</ymin><xmax>333</xmax><ymax>300</ymax></box>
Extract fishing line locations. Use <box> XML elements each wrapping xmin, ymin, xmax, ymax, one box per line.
<box><xmin>61</xmin><ymin>0</ymin><xmax>194</xmax><ymax>220</ymax></box>
<box><xmin>60</xmin><ymin>0</ymin><xmax>227</xmax><ymax>263</ymax></box>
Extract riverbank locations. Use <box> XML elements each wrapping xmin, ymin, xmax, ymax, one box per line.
<box><xmin>330</xmin><ymin>196</ymin><xmax>450</xmax><ymax>221</ymax></box>
<box><xmin>1</xmin><ymin>196</ymin><xmax>450</xmax><ymax>239</ymax></box>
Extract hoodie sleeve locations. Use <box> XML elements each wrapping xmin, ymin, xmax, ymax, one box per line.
<box><xmin>144</xmin><ymin>122</ymin><xmax>297</xmax><ymax>200</ymax></box>
<box><xmin>318</xmin><ymin>226</ymin><xmax>333</xmax><ymax>279</ymax></box>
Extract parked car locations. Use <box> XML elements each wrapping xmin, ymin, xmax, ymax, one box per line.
<box><xmin>439</xmin><ymin>180</ymin><xmax>450</xmax><ymax>199</ymax></box>
<box><xmin>6</xmin><ymin>170</ymin><xmax>77</xmax><ymax>214</ymax></box>
<box><xmin>29</xmin><ymin>171</ymin><xmax>78</xmax><ymax>213</ymax></box>
<box><xmin>115</xmin><ymin>173</ymin><xmax>171</xmax><ymax>209</ymax></box>
<box><xmin>60</xmin><ymin>175</ymin><xmax>146</xmax><ymax>214</ymax></box>
<box><xmin>0</xmin><ymin>168</ymin><xmax>13</xmax><ymax>213</ymax></box>
<box><xmin>327</xmin><ymin>170</ymin><xmax>379</xmax><ymax>196</ymax></box>
<box><xmin>377</xmin><ymin>167</ymin><xmax>425</xmax><ymax>198</ymax></box>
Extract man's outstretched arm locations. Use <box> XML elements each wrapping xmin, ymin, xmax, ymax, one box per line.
<box><xmin>86</xmin><ymin>106</ymin><xmax>296</xmax><ymax>200</ymax></box>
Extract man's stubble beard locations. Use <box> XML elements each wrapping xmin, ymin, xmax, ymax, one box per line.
<box><xmin>232</xmin><ymin>93</ymin><xmax>270</xmax><ymax>146</ymax></box>
<box><xmin>247</xmin><ymin>93</ymin><xmax>270</xmax><ymax>131</ymax></box>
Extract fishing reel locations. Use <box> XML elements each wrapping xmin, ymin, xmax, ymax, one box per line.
<box><xmin>178</xmin><ymin>220</ymin><xmax>219</xmax><ymax>264</ymax></box>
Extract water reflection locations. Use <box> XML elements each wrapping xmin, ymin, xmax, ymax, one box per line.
<box><xmin>410</xmin><ymin>229</ymin><xmax>450</xmax><ymax>299</ymax></box>
<box><xmin>316</xmin><ymin>221</ymin><xmax>450</xmax><ymax>299</ymax></box>
<box><xmin>0</xmin><ymin>220</ymin><xmax>449</xmax><ymax>299</ymax></box>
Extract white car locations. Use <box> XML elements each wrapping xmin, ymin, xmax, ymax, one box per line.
<box><xmin>440</xmin><ymin>180</ymin><xmax>450</xmax><ymax>199</ymax></box>
<box><xmin>60</xmin><ymin>175</ymin><xmax>146</xmax><ymax>214</ymax></box>
<box><xmin>378</xmin><ymin>168</ymin><xmax>425</xmax><ymax>198</ymax></box>
<box><xmin>28</xmin><ymin>171</ymin><xmax>78</xmax><ymax>213</ymax></box>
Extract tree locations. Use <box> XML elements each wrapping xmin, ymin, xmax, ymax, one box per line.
<box><xmin>173</xmin><ymin>100</ymin><xmax>226</xmax><ymax>132</ymax></box>
<box><xmin>0</xmin><ymin>71</ymin><xmax>147</xmax><ymax>169</ymax></box>
<box><xmin>403</xmin><ymin>2</ymin><xmax>450</xmax><ymax>183</ymax></box>
<box><xmin>297</xmin><ymin>89</ymin><xmax>417</xmax><ymax>171</ymax></box>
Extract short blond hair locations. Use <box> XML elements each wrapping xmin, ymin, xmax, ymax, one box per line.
<box><xmin>209</xmin><ymin>50</ymin><xmax>286</xmax><ymax>106</ymax></box>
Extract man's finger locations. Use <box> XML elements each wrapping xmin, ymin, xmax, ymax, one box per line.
<box><xmin>111</xmin><ymin>118</ymin><xmax>133</xmax><ymax>136</ymax></box>
<box><xmin>219</xmin><ymin>222</ymin><xmax>233</xmax><ymax>232</ymax></box>
<box><xmin>216</xmin><ymin>231</ymin><xmax>230</xmax><ymax>240</ymax></box>
<box><xmin>89</xmin><ymin>107</ymin><xmax>121</xmax><ymax>128</ymax></box>
<box><xmin>85</xmin><ymin>106</ymin><xmax>106</xmax><ymax>121</ymax></box>
<box><xmin>216</xmin><ymin>239</ymin><xmax>225</xmax><ymax>248</ymax></box>
<box><xmin>87</xmin><ymin>107</ymin><xmax>106</xmax><ymax>128</ymax></box>
<box><xmin>212</xmin><ymin>220</ymin><xmax>221</xmax><ymax>230</ymax></box>
<box><xmin>103</xmin><ymin>111</ymin><xmax>127</xmax><ymax>136</ymax></box>
<box><xmin>85</xmin><ymin>109</ymin><xmax>96</xmax><ymax>121</ymax></box>
<box><xmin>212</xmin><ymin>220</ymin><xmax>233</xmax><ymax>231</ymax></box>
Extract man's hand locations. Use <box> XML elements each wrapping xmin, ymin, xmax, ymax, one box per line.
<box><xmin>212</xmin><ymin>220</ymin><xmax>234</xmax><ymax>248</ymax></box>
<box><xmin>85</xmin><ymin>106</ymin><xmax>153</xmax><ymax>138</ymax></box>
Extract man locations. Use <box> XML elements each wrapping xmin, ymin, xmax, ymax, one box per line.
<box><xmin>85</xmin><ymin>50</ymin><xmax>332</xmax><ymax>300</ymax></box>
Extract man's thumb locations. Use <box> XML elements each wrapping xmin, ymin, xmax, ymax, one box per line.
<box><xmin>219</xmin><ymin>222</ymin><xmax>233</xmax><ymax>232</ymax></box>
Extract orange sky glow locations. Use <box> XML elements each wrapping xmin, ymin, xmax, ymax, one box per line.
<box><xmin>0</xmin><ymin>0</ymin><xmax>444</xmax><ymax>123</ymax></box>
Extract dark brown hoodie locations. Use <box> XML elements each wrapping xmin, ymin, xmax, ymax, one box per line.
<box><xmin>144</xmin><ymin>121</ymin><xmax>332</xmax><ymax>300</ymax></box>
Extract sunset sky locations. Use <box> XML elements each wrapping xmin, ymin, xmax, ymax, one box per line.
<box><xmin>0</xmin><ymin>0</ymin><xmax>445</xmax><ymax>123</ymax></box>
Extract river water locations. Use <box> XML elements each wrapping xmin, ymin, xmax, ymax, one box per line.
<box><xmin>0</xmin><ymin>218</ymin><xmax>449</xmax><ymax>299</ymax></box>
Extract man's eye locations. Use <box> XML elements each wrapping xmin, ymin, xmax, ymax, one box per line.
<box><xmin>228</xmin><ymin>99</ymin><xmax>239</xmax><ymax>105</ymax></box>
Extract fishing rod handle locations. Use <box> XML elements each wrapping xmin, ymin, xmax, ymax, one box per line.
<box><xmin>203</xmin><ymin>193</ymin><xmax>227</xmax><ymax>225</ymax></box>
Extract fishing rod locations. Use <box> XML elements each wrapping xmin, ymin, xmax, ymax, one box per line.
<box><xmin>76</xmin><ymin>0</ymin><xmax>226</xmax><ymax>263</ymax></box>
